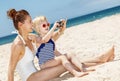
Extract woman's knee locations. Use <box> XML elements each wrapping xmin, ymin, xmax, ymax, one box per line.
<box><xmin>61</xmin><ymin>55</ymin><xmax>69</xmax><ymax>62</ymax></box>
<box><xmin>56</xmin><ymin>54</ymin><xmax>66</xmax><ymax>60</ymax></box>
<box><xmin>66</xmin><ymin>51</ymin><xmax>76</xmax><ymax>60</ymax></box>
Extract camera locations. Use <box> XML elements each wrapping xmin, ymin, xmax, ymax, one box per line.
<box><xmin>57</xmin><ymin>20</ymin><xmax>64</xmax><ymax>28</ymax></box>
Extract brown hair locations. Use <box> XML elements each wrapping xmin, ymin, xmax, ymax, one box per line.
<box><xmin>7</xmin><ymin>9</ymin><xmax>30</xmax><ymax>30</ymax></box>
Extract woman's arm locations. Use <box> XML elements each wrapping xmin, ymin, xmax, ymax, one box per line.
<box><xmin>8</xmin><ymin>43</ymin><xmax>22</xmax><ymax>81</ymax></box>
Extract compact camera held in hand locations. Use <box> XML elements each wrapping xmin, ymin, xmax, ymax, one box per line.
<box><xmin>57</xmin><ymin>20</ymin><xmax>64</xmax><ymax>28</ymax></box>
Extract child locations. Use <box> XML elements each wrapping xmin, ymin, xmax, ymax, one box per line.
<box><xmin>32</xmin><ymin>16</ymin><xmax>88</xmax><ymax>77</ymax></box>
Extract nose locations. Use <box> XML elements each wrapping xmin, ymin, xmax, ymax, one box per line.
<box><xmin>31</xmin><ymin>22</ymin><xmax>34</xmax><ymax>30</ymax></box>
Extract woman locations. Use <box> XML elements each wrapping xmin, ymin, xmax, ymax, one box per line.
<box><xmin>7</xmin><ymin>8</ymin><xmax>84</xmax><ymax>81</ymax></box>
<box><xmin>7</xmin><ymin>9</ymin><xmax>114</xmax><ymax>81</ymax></box>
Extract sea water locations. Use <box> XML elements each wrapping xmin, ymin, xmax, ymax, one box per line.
<box><xmin>0</xmin><ymin>6</ymin><xmax>120</xmax><ymax>45</ymax></box>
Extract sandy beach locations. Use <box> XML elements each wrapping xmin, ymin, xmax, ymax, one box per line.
<box><xmin>1</xmin><ymin>13</ymin><xmax>120</xmax><ymax>81</ymax></box>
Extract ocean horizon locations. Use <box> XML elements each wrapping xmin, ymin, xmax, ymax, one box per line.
<box><xmin>0</xmin><ymin>6</ymin><xmax>120</xmax><ymax>45</ymax></box>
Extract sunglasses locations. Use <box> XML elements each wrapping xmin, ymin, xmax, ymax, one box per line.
<box><xmin>42</xmin><ymin>23</ymin><xmax>50</xmax><ymax>28</ymax></box>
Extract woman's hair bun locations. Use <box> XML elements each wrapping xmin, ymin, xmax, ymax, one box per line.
<box><xmin>7</xmin><ymin>9</ymin><xmax>17</xmax><ymax>19</ymax></box>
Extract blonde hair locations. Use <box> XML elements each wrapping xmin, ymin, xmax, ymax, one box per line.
<box><xmin>33</xmin><ymin>16</ymin><xmax>47</xmax><ymax>33</ymax></box>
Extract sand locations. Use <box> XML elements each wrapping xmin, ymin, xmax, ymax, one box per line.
<box><xmin>1</xmin><ymin>13</ymin><xmax>120</xmax><ymax>81</ymax></box>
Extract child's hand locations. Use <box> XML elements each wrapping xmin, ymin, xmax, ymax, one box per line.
<box><xmin>59</xmin><ymin>19</ymin><xmax>67</xmax><ymax>30</ymax></box>
<box><xmin>53</xmin><ymin>22</ymin><xmax>60</xmax><ymax>29</ymax></box>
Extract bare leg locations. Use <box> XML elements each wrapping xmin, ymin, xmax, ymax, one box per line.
<box><xmin>28</xmin><ymin>47</ymin><xmax>114</xmax><ymax>81</ymax></box>
<box><xmin>27</xmin><ymin>64</ymin><xmax>88</xmax><ymax>81</ymax></box>
<box><xmin>82</xmin><ymin>46</ymin><xmax>115</xmax><ymax>71</ymax></box>
<box><xmin>27</xmin><ymin>65</ymin><xmax>66</xmax><ymax>81</ymax></box>
<box><xmin>82</xmin><ymin>46</ymin><xmax>114</xmax><ymax>67</ymax></box>
<box><xmin>39</xmin><ymin>55</ymin><xmax>88</xmax><ymax>77</ymax></box>
<box><xmin>69</xmin><ymin>55</ymin><xmax>95</xmax><ymax>72</ymax></box>
<box><xmin>68</xmin><ymin>54</ymin><xmax>83</xmax><ymax>71</ymax></box>
<box><xmin>66</xmin><ymin>46</ymin><xmax>114</xmax><ymax>71</ymax></box>
<box><xmin>40</xmin><ymin>55</ymin><xmax>69</xmax><ymax>69</ymax></box>
<box><xmin>61</xmin><ymin>57</ymin><xmax>88</xmax><ymax>77</ymax></box>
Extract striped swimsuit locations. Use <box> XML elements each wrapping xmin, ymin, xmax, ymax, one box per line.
<box><xmin>36</xmin><ymin>39</ymin><xmax>55</xmax><ymax>65</ymax></box>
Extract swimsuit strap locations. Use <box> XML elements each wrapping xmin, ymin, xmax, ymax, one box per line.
<box><xmin>18</xmin><ymin>34</ymin><xmax>26</xmax><ymax>45</ymax></box>
<box><xmin>18</xmin><ymin>33</ymin><xmax>37</xmax><ymax>55</ymax></box>
<box><xmin>13</xmin><ymin>30</ymin><xmax>26</xmax><ymax>45</ymax></box>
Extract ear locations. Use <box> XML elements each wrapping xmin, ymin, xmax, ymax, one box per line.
<box><xmin>18</xmin><ymin>22</ymin><xmax>23</xmax><ymax>27</ymax></box>
<box><xmin>18</xmin><ymin>22</ymin><xmax>24</xmax><ymax>30</ymax></box>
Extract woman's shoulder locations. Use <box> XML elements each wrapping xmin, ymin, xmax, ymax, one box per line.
<box><xmin>10</xmin><ymin>36</ymin><xmax>25</xmax><ymax>60</ymax></box>
<box><xmin>11</xmin><ymin>36</ymin><xmax>24</xmax><ymax>50</ymax></box>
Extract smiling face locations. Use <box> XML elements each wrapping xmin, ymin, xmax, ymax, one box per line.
<box><xmin>19</xmin><ymin>15</ymin><xmax>33</xmax><ymax>34</ymax></box>
<box><xmin>39</xmin><ymin>20</ymin><xmax>50</xmax><ymax>35</ymax></box>
<box><xmin>23</xmin><ymin>16</ymin><xmax>33</xmax><ymax>33</ymax></box>
<box><xmin>33</xmin><ymin>16</ymin><xmax>50</xmax><ymax>36</ymax></box>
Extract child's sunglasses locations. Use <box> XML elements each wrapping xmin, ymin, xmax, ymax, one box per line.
<box><xmin>42</xmin><ymin>23</ymin><xmax>50</xmax><ymax>28</ymax></box>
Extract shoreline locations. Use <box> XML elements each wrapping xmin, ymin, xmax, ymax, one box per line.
<box><xmin>1</xmin><ymin>13</ymin><xmax>120</xmax><ymax>81</ymax></box>
<box><xmin>1</xmin><ymin>6</ymin><xmax>120</xmax><ymax>45</ymax></box>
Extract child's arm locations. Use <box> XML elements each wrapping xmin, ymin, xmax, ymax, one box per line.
<box><xmin>52</xmin><ymin>19</ymin><xmax>67</xmax><ymax>41</ymax></box>
<box><xmin>28</xmin><ymin>23</ymin><xmax>58</xmax><ymax>48</ymax></box>
<box><xmin>41</xmin><ymin>22</ymin><xmax>59</xmax><ymax>43</ymax></box>
<box><xmin>33</xmin><ymin>22</ymin><xmax>58</xmax><ymax>46</ymax></box>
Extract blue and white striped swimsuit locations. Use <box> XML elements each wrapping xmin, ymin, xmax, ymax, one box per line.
<box><xmin>36</xmin><ymin>39</ymin><xmax>55</xmax><ymax>65</ymax></box>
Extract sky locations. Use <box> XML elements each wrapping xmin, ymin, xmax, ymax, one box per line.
<box><xmin>0</xmin><ymin>0</ymin><xmax>77</xmax><ymax>37</ymax></box>
<box><xmin>0</xmin><ymin>0</ymin><xmax>120</xmax><ymax>37</ymax></box>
